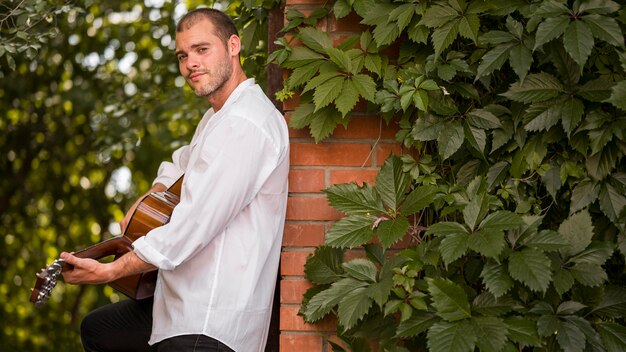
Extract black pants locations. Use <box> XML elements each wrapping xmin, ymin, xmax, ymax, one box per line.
<box><xmin>81</xmin><ymin>298</ymin><xmax>234</xmax><ymax>352</ymax></box>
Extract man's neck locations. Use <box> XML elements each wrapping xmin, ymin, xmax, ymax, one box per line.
<box><xmin>207</xmin><ymin>70</ymin><xmax>248</xmax><ymax>112</ymax></box>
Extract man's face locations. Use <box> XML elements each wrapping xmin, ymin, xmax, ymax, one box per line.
<box><xmin>175</xmin><ymin>19</ymin><xmax>233</xmax><ymax>97</ymax></box>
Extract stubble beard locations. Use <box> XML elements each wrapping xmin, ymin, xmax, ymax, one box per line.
<box><xmin>190</xmin><ymin>58</ymin><xmax>233</xmax><ymax>98</ymax></box>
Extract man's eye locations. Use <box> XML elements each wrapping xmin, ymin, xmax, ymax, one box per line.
<box><xmin>177</xmin><ymin>55</ymin><xmax>186</xmax><ymax>61</ymax></box>
<box><xmin>198</xmin><ymin>47</ymin><xmax>207</xmax><ymax>53</ymax></box>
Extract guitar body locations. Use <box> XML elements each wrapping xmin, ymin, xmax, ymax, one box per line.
<box><xmin>30</xmin><ymin>176</ymin><xmax>183</xmax><ymax>305</ymax></box>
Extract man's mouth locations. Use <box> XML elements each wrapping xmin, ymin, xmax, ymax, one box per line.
<box><xmin>188</xmin><ymin>71</ymin><xmax>207</xmax><ymax>81</ymax></box>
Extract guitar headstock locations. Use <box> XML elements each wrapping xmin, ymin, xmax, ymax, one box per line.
<box><xmin>30</xmin><ymin>259</ymin><xmax>65</xmax><ymax>307</ymax></box>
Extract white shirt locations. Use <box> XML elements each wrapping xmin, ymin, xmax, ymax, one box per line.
<box><xmin>132</xmin><ymin>79</ymin><xmax>289</xmax><ymax>352</ymax></box>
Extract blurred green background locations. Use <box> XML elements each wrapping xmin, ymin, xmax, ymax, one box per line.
<box><xmin>0</xmin><ymin>0</ymin><xmax>276</xmax><ymax>350</ymax></box>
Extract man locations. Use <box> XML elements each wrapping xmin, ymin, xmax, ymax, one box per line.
<box><xmin>61</xmin><ymin>8</ymin><xmax>289</xmax><ymax>352</ymax></box>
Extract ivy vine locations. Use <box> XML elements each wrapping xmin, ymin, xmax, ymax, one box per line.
<box><xmin>271</xmin><ymin>0</ymin><xmax>626</xmax><ymax>351</ymax></box>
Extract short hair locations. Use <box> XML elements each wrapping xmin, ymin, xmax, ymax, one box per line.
<box><xmin>176</xmin><ymin>8</ymin><xmax>238</xmax><ymax>46</ymax></box>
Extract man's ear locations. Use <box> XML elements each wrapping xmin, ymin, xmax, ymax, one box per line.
<box><xmin>228</xmin><ymin>35</ymin><xmax>241</xmax><ymax>57</ymax></box>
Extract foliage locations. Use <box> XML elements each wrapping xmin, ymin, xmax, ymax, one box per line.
<box><xmin>0</xmin><ymin>0</ymin><xmax>276</xmax><ymax>350</ymax></box>
<box><xmin>272</xmin><ymin>0</ymin><xmax>626</xmax><ymax>351</ymax></box>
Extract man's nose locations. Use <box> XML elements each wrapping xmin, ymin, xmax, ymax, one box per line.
<box><xmin>186</xmin><ymin>54</ymin><xmax>200</xmax><ymax>70</ymax></box>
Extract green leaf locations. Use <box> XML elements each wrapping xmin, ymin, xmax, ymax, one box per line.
<box><xmin>337</xmin><ymin>286</ymin><xmax>374</xmax><ymax>329</ymax></box>
<box><xmin>599</xmin><ymin>183</ymin><xmax>626</xmax><ymax>222</ymax></box>
<box><xmin>524</xmin><ymin>101</ymin><xmax>562</xmax><ymax>132</ymax></box>
<box><xmin>313</xmin><ymin>76</ymin><xmax>344</xmax><ymax>111</ymax></box>
<box><xmin>284</xmin><ymin>46</ymin><xmax>326</xmax><ymax>68</ymax></box>
<box><xmin>326</xmin><ymin>47</ymin><xmax>353</xmax><ymax>73</ymax></box>
<box><xmin>431</xmin><ymin>21</ymin><xmax>459</xmax><ymax>56</ymax></box>
<box><xmin>342</xmin><ymin>258</ymin><xmax>378</xmax><ymax>283</ymax></box>
<box><xmin>324</xmin><ymin>182</ymin><xmax>385</xmax><ymax>215</ymax></box>
<box><xmin>396</xmin><ymin>312</ymin><xmax>439</xmax><ymax>337</ymax></box>
<box><xmin>473</xmin><ymin>316</ymin><xmax>509</xmax><ymax>352</ymax></box>
<box><xmin>376</xmin><ymin>155</ymin><xmax>410</xmax><ymax>210</ymax></box>
<box><xmin>335</xmin><ymin>78</ymin><xmax>360</xmax><ymax>117</ymax></box>
<box><xmin>472</xmin><ymin>292</ymin><xmax>516</xmax><ymax>316</ymax></box>
<box><xmin>542</xmin><ymin>165</ymin><xmax>561</xmax><ymax>199</ymax></box>
<box><xmin>428</xmin><ymin>222</ymin><xmax>469</xmax><ymax>237</ymax></box>
<box><xmin>427</xmin><ymin>320</ymin><xmax>477</xmax><ymax>352</ymax></box>
<box><xmin>326</xmin><ymin>215</ymin><xmax>376</xmax><ymax>248</ymax></box>
<box><xmin>299</xmin><ymin>27</ymin><xmax>333</xmax><ymax>54</ymax></box>
<box><xmin>351</xmin><ymin>74</ymin><xmax>377</xmax><ymax>102</ymax></box>
<box><xmin>333</xmin><ymin>0</ymin><xmax>351</xmax><ymax>19</ymax></box>
<box><xmin>481</xmin><ymin>261</ymin><xmax>514</xmax><ymax>297</ymax></box>
<box><xmin>427</xmin><ymin>277</ymin><xmax>472</xmax><ymax>322</ymax></box>
<box><xmin>562</xmin><ymin>20</ymin><xmax>594</xmax><ymax>68</ymax></box>
<box><xmin>590</xmin><ymin>286</ymin><xmax>626</xmax><ymax>318</ymax></box>
<box><xmin>304</xmin><ymin>245</ymin><xmax>345</xmax><ymax>284</ymax></box>
<box><xmin>468</xmin><ymin>229</ymin><xmax>506</xmax><ymax>259</ymax></box>
<box><xmin>556</xmin><ymin>301</ymin><xmax>586</xmax><ymax>315</ymax></box>
<box><xmin>597</xmin><ymin>323</ymin><xmax>626</xmax><ymax>352</ymax></box>
<box><xmin>570</xmin><ymin>181</ymin><xmax>599</xmax><ymax>215</ymax></box>
<box><xmin>508</xmin><ymin>248</ymin><xmax>552</xmax><ymax>292</ymax></box>
<box><xmin>476</xmin><ymin>44</ymin><xmax>512</xmax><ymax>80</ymax></box>
<box><xmin>309</xmin><ymin>106</ymin><xmax>342</xmax><ymax>142</ymax></box>
<box><xmin>578</xmin><ymin>0</ymin><xmax>621</xmax><ymax>14</ymax></box>
<box><xmin>412</xmin><ymin>114</ymin><xmax>444</xmax><ymax>141</ymax></box>
<box><xmin>467</xmin><ymin>109</ymin><xmax>502</xmax><ymax>129</ymax></box>
<box><xmin>401</xmin><ymin>185</ymin><xmax>436</xmax><ymax>215</ymax></box>
<box><xmin>501</xmin><ymin>73</ymin><xmax>563</xmax><ymax>103</ymax></box>
<box><xmin>458</xmin><ymin>13</ymin><xmax>479</xmax><ymax>42</ymax></box>
<box><xmin>559</xmin><ymin>209</ymin><xmax>594</xmax><ymax>257</ymax></box>
<box><xmin>287</xmin><ymin>61</ymin><xmax>323</xmax><ymax>89</ymax></box>
<box><xmin>571</xmin><ymin>263</ymin><xmax>607</xmax><ymax>286</ymax></box>
<box><xmin>480</xmin><ymin>211</ymin><xmax>524</xmax><ymax>232</ymax></box>
<box><xmin>377</xmin><ymin>217</ymin><xmax>409</xmax><ymax>250</ymax></box>
<box><xmin>303</xmin><ymin>71</ymin><xmax>342</xmax><ymax>93</ymax></box>
<box><xmin>373</xmin><ymin>21</ymin><xmax>400</xmax><ymax>46</ymax></box>
<box><xmin>505</xmin><ymin>316</ymin><xmax>542</xmax><ymax>347</ymax></box>
<box><xmin>555</xmin><ymin>319</ymin><xmax>585</xmax><ymax>352</ymax></box>
<box><xmin>438</xmin><ymin>121</ymin><xmax>464</xmax><ymax>160</ymax></box>
<box><xmin>582</xmin><ymin>14</ymin><xmax>624</xmax><ymax>47</ymax></box>
<box><xmin>560</xmin><ymin>97</ymin><xmax>584</xmax><ymax>136</ymax></box>
<box><xmin>509</xmin><ymin>44</ymin><xmax>533</xmax><ymax>81</ymax></box>
<box><xmin>463</xmin><ymin>194</ymin><xmax>490</xmax><ymax>231</ymax></box>
<box><xmin>304</xmin><ymin>278</ymin><xmax>367</xmax><ymax>322</ymax></box>
<box><xmin>586</xmin><ymin>142</ymin><xmax>619</xmax><ymax>181</ymax></box>
<box><xmin>608</xmin><ymin>80</ymin><xmax>626</xmax><ymax>111</ymax></box>
<box><xmin>534</xmin><ymin>16</ymin><xmax>569</xmax><ymax>50</ymax></box>
<box><xmin>553</xmin><ymin>267</ymin><xmax>575</xmax><ymax>295</ymax></box>
<box><xmin>463</xmin><ymin>124</ymin><xmax>486</xmax><ymax>155</ymax></box>
<box><xmin>522</xmin><ymin>230</ymin><xmax>568</xmax><ymax>251</ymax></box>
<box><xmin>439</xmin><ymin>233</ymin><xmax>469</xmax><ymax>266</ymax></box>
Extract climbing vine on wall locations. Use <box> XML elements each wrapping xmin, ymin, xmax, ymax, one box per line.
<box><xmin>271</xmin><ymin>0</ymin><xmax>626</xmax><ymax>351</ymax></box>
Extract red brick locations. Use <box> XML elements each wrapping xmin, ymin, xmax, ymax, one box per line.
<box><xmin>291</xmin><ymin>142</ymin><xmax>372</xmax><ymax>166</ymax></box>
<box><xmin>329</xmin><ymin>169</ymin><xmax>378</xmax><ymax>186</ymax></box>
<box><xmin>332</xmin><ymin>117</ymin><xmax>399</xmax><ymax>139</ymax></box>
<box><xmin>281</xmin><ymin>279</ymin><xmax>314</xmax><ymax>304</ymax></box>
<box><xmin>329</xmin><ymin>12</ymin><xmax>368</xmax><ymax>32</ymax></box>
<box><xmin>280</xmin><ymin>306</ymin><xmax>337</xmax><ymax>331</ymax></box>
<box><xmin>283</xmin><ymin>223</ymin><xmax>326</xmax><ymax>247</ymax></box>
<box><xmin>375</xmin><ymin>143</ymin><xmax>403</xmax><ymax>166</ymax></box>
<box><xmin>283</xmin><ymin>93</ymin><xmax>301</xmax><ymax>112</ymax></box>
<box><xmin>289</xmin><ymin>169</ymin><xmax>325</xmax><ymax>193</ymax></box>
<box><xmin>281</xmin><ymin>250</ymin><xmax>312</xmax><ymax>276</ymax></box>
<box><xmin>286</xmin><ymin>196</ymin><xmax>343</xmax><ymax>221</ymax></box>
<box><xmin>280</xmin><ymin>333</ymin><xmax>323</xmax><ymax>351</ymax></box>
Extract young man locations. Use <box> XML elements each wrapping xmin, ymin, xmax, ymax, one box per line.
<box><xmin>61</xmin><ymin>8</ymin><xmax>289</xmax><ymax>352</ymax></box>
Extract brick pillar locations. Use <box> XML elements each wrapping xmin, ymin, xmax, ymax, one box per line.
<box><xmin>278</xmin><ymin>3</ymin><xmax>402</xmax><ymax>349</ymax></box>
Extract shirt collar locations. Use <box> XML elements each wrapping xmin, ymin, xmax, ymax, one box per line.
<box><xmin>219</xmin><ymin>78</ymin><xmax>255</xmax><ymax>112</ymax></box>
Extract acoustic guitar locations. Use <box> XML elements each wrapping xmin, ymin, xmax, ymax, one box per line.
<box><xmin>30</xmin><ymin>176</ymin><xmax>183</xmax><ymax>306</ymax></box>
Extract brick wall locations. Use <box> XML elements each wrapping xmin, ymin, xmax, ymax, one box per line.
<box><xmin>278</xmin><ymin>2</ymin><xmax>402</xmax><ymax>349</ymax></box>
